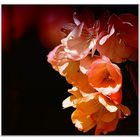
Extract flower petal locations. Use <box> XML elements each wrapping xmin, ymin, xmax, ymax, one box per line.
<box><xmin>87</xmin><ymin>56</ymin><xmax>122</xmax><ymax>97</ymax></box>
<box><xmin>80</xmin><ymin>55</ymin><xmax>94</xmax><ymax>74</ymax></box>
<box><xmin>109</xmin><ymin>90</ymin><xmax>122</xmax><ymax>105</ymax></box>
<box><xmin>119</xmin><ymin>104</ymin><xmax>131</xmax><ymax>116</ymax></box>
<box><xmin>65</xmin><ymin>61</ymin><xmax>94</xmax><ymax>92</ymax></box>
<box><xmin>75</xmin><ymin>93</ymin><xmax>101</xmax><ymax>115</ymax></box>
<box><xmin>99</xmin><ymin>25</ymin><xmax>115</xmax><ymax>45</ymax></box>
<box><xmin>64</xmin><ymin>37</ymin><xmax>91</xmax><ymax>60</ymax></box>
<box><xmin>61</xmin><ymin>22</ymin><xmax>84</xmax><ymax>47</ymax></box>
<box><xmin>62</xmin><ymin>95</ymin><xmax>76</xmax><ymax>109</ymax></box>
<box><xmin>95</xmin><ymin>115</ymin><xmax>119</xmax><ymax>135</ymax></box>
<box><xmin>73</xmin><ymin>12</ymin><xmax>81</xmax><ymax>25</ymax></box>
<box><xmin>58</xmin><ymin>62</ymin><xmax>69</xmax><ymax>76</ymax></box>
<box><xmin>68</xmin><ymin>87</ymin><xmax>82</xmax><ymax>98</ymax></box>
<box><xmin>98</xmin><ymin>95</ymin><xmax>118</xmax><ymax>112</ymax></box>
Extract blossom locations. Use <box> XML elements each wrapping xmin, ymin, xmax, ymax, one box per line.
<box><xmin>96</xmin><ymin>14</ymin><xmax>138</xmax><ymax>63</ymax></box>
<box><xmin>47</xmin><ymin>44</ymin><xmax>94</xmax><ymax>92</ymax></box>
<box><xmin>61</xmin><ymin>13</ymin><xmax>100</xmax><ymax>61</ymax></box>
<box><xmin>63</xmin><ymin>61</ymin><xmax>94</xmax><ymax>93</ymax></box>
<box><xmin>86</xmin><ymin>55</ymin><xmax>122</xmax><ymax>104</ymax></box>
<box><xmin>63</xmin><ymin>87</ymin><xmax>131</xmax><ymax>134</ymax></box>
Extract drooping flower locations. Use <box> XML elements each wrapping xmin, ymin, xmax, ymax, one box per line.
<box><xmin>63</xmin><ymin>87</ymin><xmax>130</xmax><ymax>134</ymax></box>
<box><xmin>96</xmin><ymin>14</ymin><xmax>138</xmax><ymax>63</ymax></box>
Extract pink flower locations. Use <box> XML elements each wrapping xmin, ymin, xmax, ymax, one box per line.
<box><xmin>47</xmin><ymin>44</ymin><xmax>70</xmax><ymax>75</ymax></box>
<box><xmin>61</xmin><ymin>13</ymin><xmax>100</xmax><ymax>61</ymax></box>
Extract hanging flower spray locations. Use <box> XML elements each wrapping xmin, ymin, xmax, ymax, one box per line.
<box><xmin>47</xmin><ymin>11</ymin><xmax>138</xmax><ymax>135</ymax></box>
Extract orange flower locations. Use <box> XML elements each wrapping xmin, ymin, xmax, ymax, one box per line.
<box><xmin>63</xmin><ymin>88</ymin><xmax>131</xmax><ymax>134</ymax></box>
<box><xmin>71</xmin><ymin>109</ymin><xmax>96</xmax><ymax>133</ymax></box>
<box><xmin>86</xmin><ymin>55</ymin><xmax>122</xmax><ymax>104</ymax></box>
<box><xmin>64</xmin><ymin>61</ymin><xmax>94</xmax><ymax>93</ymax></box>
<box><xmin>47</xmin><ymin>45</ymin><xmax>94</xmax><ymax>92</ymax></box>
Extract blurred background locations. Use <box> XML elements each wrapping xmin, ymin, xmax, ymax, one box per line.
<box><xmin>2</xmin><ymin>5</ymin><xmax>138</xmax><ymax>135</ymax></box>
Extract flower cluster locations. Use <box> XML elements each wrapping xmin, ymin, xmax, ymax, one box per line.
<box><xmin>47</xmin><ymin>12</ymin><xmax>137</xmax><ymax>134</ymax></box>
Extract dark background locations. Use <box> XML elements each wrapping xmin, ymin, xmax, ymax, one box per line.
<box><xmin>2</xmin><ymin>5</ymin><xmax>138</xmax><ymax>135</ymax></box>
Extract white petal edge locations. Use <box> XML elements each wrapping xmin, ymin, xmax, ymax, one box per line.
<box><xmin>98</xmin><ymin>96</ymin><xmax>118</xmax><ymax>112</ymax></box>
<box><xmin>94</xmin><ymin>84</ymin><xmax>121</xmax><ymax>96</ymax></box>
<box><xmin>74</xmin><ymin>119</ymin><xmax>83</xmax><ymax>130</ymax></box>
<box><xmin>123</xmin><ymin>21</ymin><xmax>133</xmax><ymax>27</ymax></box>
<box><xmin>62</xmin><ymin>96</ymin><xmax>74</xmax><ymax>109</ymax></box>
<box><xmin>58</xmin><ymin>62</ymin><xmax>69</xmax><ymax>75</ymax></box>
<box><xmin>61</xmin><ymin>22</ymin><xmax>84</xmax><ymax>47</ymax></box>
